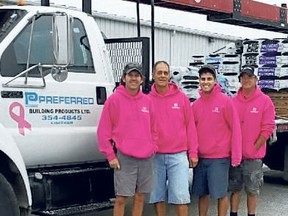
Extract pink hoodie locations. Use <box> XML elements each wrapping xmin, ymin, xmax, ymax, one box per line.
<box><xmin>97</xmin><ymin>85</ymin><xmax>157</xmax><ymax>161</ymax></box>
<box><xmin>149</xmin><ymin>83</ymin><xmax>198</xmax><ymax>159</ymax></box>
<box><xmin>191</xmin><ymin>84</ymin><xmax>242</xmax><ymax>165</ymax></box>
<box><xmin>232</xmin><ymin>86</ymin><xmax>275</xmax><ymax>159</ymax></box>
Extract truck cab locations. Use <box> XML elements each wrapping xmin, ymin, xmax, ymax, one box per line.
<box><xmin>0</xmin><ymin>5</ymin><xmax>116</xmax><ymax>215</ymax></box>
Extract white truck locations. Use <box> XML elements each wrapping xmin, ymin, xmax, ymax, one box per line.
<box><xmin>0</xmin><ymin>4</ymin><xmax>143</xmax><ymax>216</ymax></box>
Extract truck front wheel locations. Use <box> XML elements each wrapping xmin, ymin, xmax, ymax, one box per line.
<box><xmin>0</xmin><ymin>173</ymin><xmax>20</xmax><ymax>215</ymax></box>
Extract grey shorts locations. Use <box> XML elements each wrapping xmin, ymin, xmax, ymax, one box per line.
<box><xmin>228</xmin><ymin>159</ymin><xmax>263</xmax><ymax>195</ymax></box>
<box><xmin>114</xmin><ymin>151</ymin><xmax>153</xmax><ymax>196</ymax></box>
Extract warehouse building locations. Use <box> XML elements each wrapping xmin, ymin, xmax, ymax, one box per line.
<box><xmin>92</xmin><ymin>11</ymin><xmax>240</xmax><ymax>67</ymax></box>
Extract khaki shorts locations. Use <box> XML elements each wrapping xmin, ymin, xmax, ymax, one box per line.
<box><xmin>229</xmin><ymin>159</ymin><xmax>263</xmax><ymax>195</ymax></box>
<box><xmin>114</xmin><ymin>151</ymin><xmax>153</xmax><ymax>196</ymax></box>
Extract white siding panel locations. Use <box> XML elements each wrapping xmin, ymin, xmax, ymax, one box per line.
<box><xmin>93</xmin><ymin>12</ymin><xmax>240</xmax><ymax>67</ymax></box>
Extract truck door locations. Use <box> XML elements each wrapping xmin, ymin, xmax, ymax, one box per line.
<box><xmin>0</xmin><ymin>13</ymin><xmax>104</xmax><ymax>167</ymax></box>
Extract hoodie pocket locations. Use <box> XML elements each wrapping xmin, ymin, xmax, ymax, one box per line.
<box><xmin>119</xmin><ymin>138</ymin><xmax>154</xmax><ymax>158</ymax></box>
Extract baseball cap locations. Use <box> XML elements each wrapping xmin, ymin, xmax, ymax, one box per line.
<box><xmin>198</xmin><ymin>64</ymin><xmax>216</xmax><ymax>77</ymax></box>
<box><xmin>123</xmin><ymin>62</ymin><xmax>143</xmax><ymax>76</ymax></box>
<box><xmin>239</xmin><ymin>66</ymin><xmax>255</xmax><ymax>77</ymax></box>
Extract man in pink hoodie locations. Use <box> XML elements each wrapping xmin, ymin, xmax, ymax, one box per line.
<box><xmin>229</xmin><ymin>66</ymin><xmax>275</xmax><ymax>216</ymax></box>
<box><xmin>191</xmin><ymin>64</ymin><xmax>242</xmax><ymax>216</ymax></box>
<box><xmin>97</xmin><ymin>62</ymin><xmax>157</xmax><ymax>216</ymax></box>
<box><xmin>148</xmin><ymin>61</ymin><xmax>198</xmax><ymax>216</ymax></box>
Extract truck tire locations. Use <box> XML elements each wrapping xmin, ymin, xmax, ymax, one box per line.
<box><xmin>0</xmin><ymin>173</ymin><xmax>20</xmax><ymax>216</ymax></box>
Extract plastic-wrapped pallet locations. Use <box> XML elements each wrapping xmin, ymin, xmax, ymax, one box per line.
<box><xmin>170</xmin><ymin>66</ymin><xmax>200</xmax><ymax>101</ymax></box>
<box><xmin>189</xmin><ymin>52</ymin><xmax>241</xmax><ymax>96</ymax></box>
<box><xmin>205</xmin><ymin>54</ymin><xmax>222</xmax><ymax>64</ymax></box>
<box><xmin>242</xmin><ymin>38</ymin><xmax>288</xmax><ymax>91</ymax></box>
<box><xmin>243</xmin><ymin>38</ymin><xmax>288</xmax><ymax>54</ymax></box>
<box><xmin>189</xmin><ymin>55</ymin><xmax>205</xmax><ymax>67</ymax></box>
<box><xmin>219</xmin><ymin>54</ymin><xmax>241</xmax><ymax>94</ymax></box>
<box><xmin>220</xmin><ymin>54</ymin><xmax>241</xmax><ymax>75</ymax></box>
<box><xmin>257</xmin><ymin>66</ymin><xmax>288</xmax><ymax>78</ymax></box>
<box><xmin>258</xmin><ymin>80</ymin><xmax>288</xmax><ymax>91</ymax></box>
<box><xmin>242</xmin><ymin>53</ymin><xmax>288</xmax><ymax>67</ymax></box>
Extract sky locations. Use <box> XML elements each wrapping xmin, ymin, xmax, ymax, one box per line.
<box><xmin>48</xmin><ymin>0</ymin><xmax>288</xmax><ymax>39</ymax></box>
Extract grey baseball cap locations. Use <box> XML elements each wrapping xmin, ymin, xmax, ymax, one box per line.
<box><xmin>123</xmin><ymin>62</ymin><xmax>143</xmax><ymax>76</ymax></box>
<box><xmin>240</xmin><ymin>66</ymin><xmax>255</xmax><ymax>77</ymax></box>
<box><xmin>198</xmin><ymin>64</ymin><xmax>216</xmax><ymax>77</ymax></box>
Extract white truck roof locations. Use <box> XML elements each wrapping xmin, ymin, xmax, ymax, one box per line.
<box><xmin>1</xmin><ymin>5</ymin><xmax>91</xmax><ymax>17</ymax></box>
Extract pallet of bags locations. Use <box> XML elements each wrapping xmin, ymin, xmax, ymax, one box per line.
<box><xmin>170</xmin><ymin>66</ymin><xmax>199</xmax><ymax>86</ymax></box>
<box><xmin>219</xmin><ymin>54</ymin><xmax>241</xmax><ymax>75</ymax></box>
<box><xmin>242</xmin><ymin>53</ymin><xmax>288</xmax><ymax>67</ymax></box>
<box><xmin>190</xmin><ymin>55</ymin><xmax>205</xmax><ymax>66</ymax></box>
<box><xmin>221</xmin><ymin>74</ymin><xmax>241</xmax><ymax>94</ymax></box>
<box><xmin>180</xmin><ymin>84</ymin><xmax>200</xmax><ymax>102</ymax></box>
<box><xmin>222</xmin><ymin>54</ymin><xmax>240</xmax><ymax>63</ymax></box>
<box><xmin>242</xmin><ymin>39</ymin><xmax>266</xmax><ymax>54</ymax></box>
<box><xmin>256</xmin><ymin>66</ymin><xmax>288</xmax><ymax>78</ymax></box>
<box><xmin>170</xmin><ymin>66</ymin><xmax>184</xmax><ymax>86</ymax></box>
<box><xmin>190</xmin><ymin>54</ymin><xmax>224</xmax><ymax>74</ymax></box>
<box><xmin>170</xmin><ymin>66</ymin><xmax>199</xmax><ymax>101</ymax></box>
<box><xmin>219</xmin><ymin>63</ymin><xmax>240</xmax><ymax>75</ymax></box>
<box><xmin>205</xmin><ymin>54</ymin><xmax>222</xmax><ymax>64</ymax></box>
<box><xmin>258</xmin><ymin>79</ymin><xmax>288</xmax><ymax>91</ymax></box>
<box><xmin>243</xmin><ymin>38</ymin><xmax>288</xmax><ymax>54</ymax></box>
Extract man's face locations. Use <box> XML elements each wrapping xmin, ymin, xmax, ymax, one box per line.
<box><xmin>239</xmin><ymin>73</ymin><xmax>257</xmax><ymax>90</ymax></box>
<box><xmin>199</xmin><ymin>72</ymin><xmax>216</xmax><ymax>93</ymax></box>
<box><xmin>152</xmin><ymin>62</ymin><xmax>170</xmax><ymax>88</ymax></box>
<box><xmin>123</xmin><ymin>71</ymin><xmax>143</xmax><ymax>92</ymax></box>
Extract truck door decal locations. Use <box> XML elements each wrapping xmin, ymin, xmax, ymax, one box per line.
<box><xmin>9</xmin><ymin>102</ymin><xmax>31</xmax><ymax>136</ymax></box>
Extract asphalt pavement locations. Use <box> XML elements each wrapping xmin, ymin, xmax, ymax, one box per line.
<box><xmin>98</xmin><ymin>168</ymin><xmax>288</xmax><ymax>216</ymax></box>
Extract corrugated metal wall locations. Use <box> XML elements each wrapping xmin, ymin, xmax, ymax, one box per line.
<box><xmin>93</xmin><ymin>12</ymin><xmax>240</xmax><ymax>67</ymax></box>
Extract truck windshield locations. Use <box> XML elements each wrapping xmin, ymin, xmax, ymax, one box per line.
<box><xmin>0</xmin><ymin>9</ymin><xmax>26</xmax><ymax>42</ymax></box>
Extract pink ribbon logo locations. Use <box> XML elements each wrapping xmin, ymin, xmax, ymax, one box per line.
<box><xmin>9</xmin><ymin>102</ymin><xmax>31</xmax><ymax>136</ymax></box>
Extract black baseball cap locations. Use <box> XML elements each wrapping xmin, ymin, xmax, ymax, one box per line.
<box><xmin>239</xmin><ymin>66</ymin><xmax>255</xmax><ymax>77</ymax></box>
<box><xmin>123</xmin><ymin>62</ymin><xmax>143</xmax><ymax>76</ymax></box>
<box><xmin>198</xmin><ymin>64</ymin><xmax>217</xmax><ymax>78</ymax></box>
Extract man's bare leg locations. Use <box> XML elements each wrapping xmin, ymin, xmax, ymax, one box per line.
<box><xmin>113</xmin><ymin>195</ymin><xmax>126</xmax><ymax>216</ymax></box>
<box><xmin>132</xmin><ymin>192</ymin><xmax>145</xmax><ymax>216</ymax></box>
<box><xmin>247</xmin><ymin>194</ymin><xmax>257</xmax><ymax>215</ymax></box>
<box><xmin>175</xmin><ymin>204</ymin><xmax>188</xmax><ymax>216</ymax></box>
<box><xmin>218</xmin><ymin>195</ymin><xmax>228</xmax><ymax>216</ymax></box>
<box><xmin>199</xmin><ymin>195</ymin><xmax>209</xmax><ymax>216</ymax></box>
<box><xmin>154</xmin><ymin>201</ymin><xmax>166</xmax><ymax>216</ymax></box>
<box><xmin>230</xmin><ymin>192</ymin><xmax>240</xmax><ymax>214</ymax></box>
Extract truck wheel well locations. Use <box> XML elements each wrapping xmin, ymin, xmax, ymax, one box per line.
<box><xmin>0</xmin><ymin>151</ymin><xmax>29</xmax><ymax>212</ymax></box>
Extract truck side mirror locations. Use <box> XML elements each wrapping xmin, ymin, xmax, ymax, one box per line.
<box><xmin>51</xmin><ymin>13</ymin><xmax>74</xmax><ymax>82</ymax></box>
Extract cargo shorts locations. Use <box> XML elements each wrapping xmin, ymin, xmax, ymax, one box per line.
<box><xmin>229</xmin><ymin>159</ymin><xmax>263</xmax><ymax>195</ymax></box>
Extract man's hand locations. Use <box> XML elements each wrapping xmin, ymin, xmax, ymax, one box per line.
<box><xmin>254</xmin><ymin>135</ymin><xmax>267</xmax><ymax>149</ymax></box>
<box><xmin>109</xmin><ymin>158</ymin><xmax>120</xmax><ymax>169</ymax></box>
<box><xmin>231</xmin><ymin>163</ymin><xmax>240</xmax><ymax>167</ymax></box>
<box><xmin>189</xmin><ymin>157</ymin><xmax>198</xmax><ymax>168</ymax></box>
